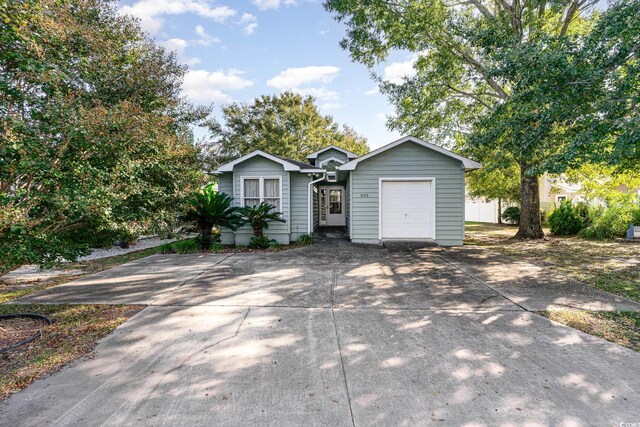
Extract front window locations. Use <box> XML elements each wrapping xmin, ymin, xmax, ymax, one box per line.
<box><xmin>242</xmin><ymin>177</ymin><xmax>281</xmax><ymax>211</ymax></box>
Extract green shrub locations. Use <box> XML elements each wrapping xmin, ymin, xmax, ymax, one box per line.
<box><xmin>502</xmin><ymin>206</ymin><xmax>520</xmax><ymax>225</ymax></box>
<box><xmin>296</xmin><ymin>233</ymin><xmax>314</xmax><ymax>246</ymax></box>
<box><xmin>159</xmin><ymin>243</ymin><xmax>176</xmax><ymax>254</ymax></box>
<box><xmin>171</xmin><ymin>239</ymin><xmax>200</xmax><ymax>254</ymax></box>
<box><xmin>580</xmin><ymin>204</ymin><xmax>635</xmax><ymax>240</ymax></box>
<box><xmin>539</xmin><ymin>209</ymin><xmax>548</xmax><ymax>226</ymax></box>
<box><xmin>268</xmin><ymin>240</ymin><xmax>281</xmax><ymax>250</ymax></box>
<box><xmin>248</xmin><ymin>236</ymin><xmax>272</xmax><ymax>249</ymax></box>
<box><xmin>209</xmin><ymin>242</ymin><xmax>225</xmax><ymax>253</ymax></box>
<box><xmin>632</xmin><ymin>207</ymin><xmax>640</xmax><ymax>226</ymax></box>
<box><xmin>182</xmin><ymin>187</ymin><xmax>241</xmax><ymax>250</ymax></box>
<box><xmin>548</xmin><ymin>201</ymin><xmax>584</xmax><ymax>235</ymax></box>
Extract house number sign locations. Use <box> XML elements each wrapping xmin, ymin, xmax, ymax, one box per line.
<box><xmin>360</xmin><ymin>193</ymin><xmax>369</xmax><ymax>198</ymax></box>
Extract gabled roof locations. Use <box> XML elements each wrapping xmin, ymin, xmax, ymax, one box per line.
<box><xmin>338</xmin><ymin>136</ymin><xmax>482</xmax><ymax>172</ymax></box>
<box><xmin>215</xmin><ymin>150</ymin><xmax>324</xmax><ymax>174</ymax></box>
<box><xmin>307</xmin><ymin>145</ymin><xmax>359</xmax><ymax>160</ymax></box>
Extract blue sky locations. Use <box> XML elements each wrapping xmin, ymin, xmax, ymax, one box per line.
<box><xmin>117</xmin><ymin>0</ymin><xmax>413</xmax><ymax>149</ymax></box>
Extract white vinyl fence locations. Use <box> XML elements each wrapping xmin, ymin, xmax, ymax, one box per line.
<box><xmin>465</xmin><ymin>200</ymin><xmax>500</xmax><ymax>223</ymax></box>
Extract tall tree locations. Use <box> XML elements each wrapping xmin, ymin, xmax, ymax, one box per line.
<box><xmin>324</xmin><ymin>0</ymin><xmax>604</xmax><ymax>238</ymax></box>
<box><xmin>0</xmin><ymin>0</ymin><xmax>209</xmax><ymax>272</ymax></box>
<box><xmin>212</xmin><ymin>92</ymin><xmax>369</xmax><ymax>164</ymax></box>
<box><xmin>550</xmin><ymin>0</ymin><xmax>640</xmax><ymax>172</ymax></box>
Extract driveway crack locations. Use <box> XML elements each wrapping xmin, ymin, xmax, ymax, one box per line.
<box><xmin>177</xmin><ymin>254</ymin><xmax>234</xmax><ymax>288</ymax></box>
<box><xmin>331</xmin><ymin>304</ymin><xmax>356</xmax><ymax>427</ymax></box>
<box><xmin>150</xmin><ymin>254</ymin><xmax>234</xmax><ymax>306</ymax></box>
<box><xmin>433</xmin><ymin>254</ymin><xmax>529</xmax><ymax>312</ymax></box>
<box><xmin>166</xmin><ymin>307</ymin><xmax>250</xmax><ymax>375</ymax></box>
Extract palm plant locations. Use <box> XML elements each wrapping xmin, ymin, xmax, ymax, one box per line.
<box><xmin>238</xmin><ymin>202</ymin><xmax>285</xmax><ymax>237</ymax></box>
<box><xmin>182</xmin><ymin>185</ymin><xmax>241</xmax><ymax>250</ymax></box>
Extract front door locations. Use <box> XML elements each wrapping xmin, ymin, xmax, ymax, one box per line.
<box><xmin>320</xmin><ymin>187</ymin><xmax>346</xmax><ymax>226</ymax></box>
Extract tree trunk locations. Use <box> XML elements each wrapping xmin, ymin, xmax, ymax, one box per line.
<box><xmin>515</xmin><ymin>164</ymin><xmax>544</xmax><ymax>239</ymax></box>
<box><xmin>200</xmin><ymin>222</ymin><xmax>213</xmax><ymax>250</ymax></box>
<box><xmin>253</xmin><ymin>225</ymin><xmax>263</xmax><ymax>237</ymax></box>
<box><xmin>497</xmin><ymin>198</ymin><xmax>502</xmax><ymax>225</ymax></box>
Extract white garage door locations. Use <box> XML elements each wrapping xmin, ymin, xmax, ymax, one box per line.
<box><xmin>381</xmin><ymin>180</ymin><xmax>433</xmax><ymax>240</ymax></box>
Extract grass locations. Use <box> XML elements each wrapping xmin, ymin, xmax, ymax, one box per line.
<box><xmin>465</xmin><ymin>222</ymin><xmax>640</xmax><ymax>302</ymax></box>
<box><xmin>466</xmin><ymin>222</ymin><xmax>640</xmax><ymax>350</ymax></box>
<box><xmin>541</xmin><ymin>310</ymin><xmax>640</xmax><ymax>352</ymax></box>
<box><xmin>0</xmin><ymin>304</ymin><xmax>143</xmax><ymax>400</ymax></box>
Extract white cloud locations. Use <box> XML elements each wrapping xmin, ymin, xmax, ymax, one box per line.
<box><xmin>182</xmin><ymin>69</ymin><xmax>254</xmax><ymax>104</ymax></box>
<box><xmin>364</xmin><ymin>86</ymin><xmax>379</xmax><ymax>96</ymax></box>
<box><xmin>267</xmin><ymin>66</ymin><xmax>341</xmax><ymax>102</ymax></box>
<box><xmin>267</xmin><ymin>66</ymin><xmax>340</xmax><ymax>90</ymax></box>
<box><xmin>158</xmin><ymin>38</ymin><xmax>201</xmax><ymax>65</ymax></box>
<box><xmin>240</xmin><ymin>13</ymin><xmax>258</xmax><ymax>35</ymax></box>
<box><xmin>251</xmin><ymin>0</ymin><xmax>297</xmax><ymax>10</ymax></box>
<box><xmin>320</xmin><ymin>102</ymin><xmax>342</xmax><ymax>110</ymax></box>
<box><xmin>119</xmin><ymin>0</ymin><xmax>236</xmax><ymax>34</ymax></box>
<box><xmin>383</xmin><ymin>58</ymin><xmax>417</xmax><ymax>84</ymax></box>
<box><xmin>195</xmin><ymin>25</ymin><xmax>220</xmax><ymax>46</ymax></box>
<box><xmin>296</xmin><ymin>87</ymin><xmax>339</xmax><ymax>101</ymax></box>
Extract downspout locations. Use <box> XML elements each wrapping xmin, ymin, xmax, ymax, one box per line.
<box><xmin>307</xmin><ymin>172</ymin><xmax>326</xmax><ymax>234</ymax></box>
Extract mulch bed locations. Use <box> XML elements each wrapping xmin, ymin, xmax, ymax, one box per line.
<box><xmin>0</xmin><ymin>316</ymin><xmax>50</xmax><ymax>352</ymax></box>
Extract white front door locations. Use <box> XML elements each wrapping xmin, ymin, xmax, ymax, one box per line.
<box><xmin>380</xmin><ymin>180</ymin><xmax>433</xmax><ymax>239</ymax></box>
<box><xmin>320</xmin><ymin>187</ymin><xmax>346</xmax><ymax>226</ymax></box>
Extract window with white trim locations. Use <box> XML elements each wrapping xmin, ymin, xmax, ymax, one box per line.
<box><xmin>242</xmin><ymin>177</ymin><xmax>281</xmax><ymax>211</ymax></box>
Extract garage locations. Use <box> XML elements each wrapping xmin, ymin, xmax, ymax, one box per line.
<box><xmin>380</xmin><ymin>178</ymin><xmax>434</xmax><ymax>240</ymax></box>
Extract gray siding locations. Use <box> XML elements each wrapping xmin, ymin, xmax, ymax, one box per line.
<box><xmin>217</xmin><ymin>174</ymin><xmax>235</xmax><ymax>245</ymax></box>
<box><xmin>233</xmin><ymin>157</ymin><xmax>290</xmax><ymax>245</ymax></box>
<box><xmin>316</xmin><ymin>148</ymin><xmax>350</xmax><ymax>166</ymax></box>
<box><xmin>345</xmin><ymin>172</ymin><xmax>351</xmax><ymax>236</ymax></box>
<box><xmin>350</xmin><ymin>141</ymin><xmax>465</xmax><ymax>246</ymax></box>
<box><xmin>290</xmin><ymin>172</ymin><xmax>311</xmax><ymax>240</ymax></box>
<box><xmin>312</xmin><ymin>187</ymin><xmax>319</xmax><ymax>230</ymax></box>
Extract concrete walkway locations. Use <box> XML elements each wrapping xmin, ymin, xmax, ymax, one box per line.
<box><xmin>2</xmin><ymin>234</ymin><xmax>639</xmax><ymax>426</ymax></box>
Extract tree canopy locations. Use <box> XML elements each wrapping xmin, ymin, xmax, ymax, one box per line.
<box><xmin>210</xmin><ymin>92</ymin><xmax>369</xmax><ymax>165</ymax></box>
<box><xmin>0</xmin><ymin>0</ymin><xmax>209</xmax><ymax>272</ymax></box>
<box><xmin>324</xmin><ymin>0</ymin><xmax>639</xmax><ymax>238</ymax></box>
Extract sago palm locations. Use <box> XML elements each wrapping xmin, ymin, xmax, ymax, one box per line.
<box><xmin>183</xmin><ymin>185</ymin><xmax>241</xmax><ymax>250</ymax></box>
<box><xmin>238</xmin><ymin>202</ymin><xmax>285</xmax><ymax>237</ymax></box>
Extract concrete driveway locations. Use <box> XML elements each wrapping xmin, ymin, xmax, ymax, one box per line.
<box><xmin>2</xmin><ymin>236</ymin><xmax>640</xmax><ymax>426</ymax></box>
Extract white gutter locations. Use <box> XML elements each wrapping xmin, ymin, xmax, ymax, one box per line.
<box><xmin>307</xmin><ymin>172</ymin><xmax>326</xmax><ymax>234</ymax></box>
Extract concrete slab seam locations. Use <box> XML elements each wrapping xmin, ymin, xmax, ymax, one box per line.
<box><xmin>330</xmin><ymin>306</ymin><xmax>356</xmax><ymax>427</ymax></box>
<box><xmin>431</xmin><ymin>254</ymin><xmax>530</xmax><ymax>312</ymax></box>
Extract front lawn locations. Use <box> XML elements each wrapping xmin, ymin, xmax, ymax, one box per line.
<box><xmin>466</xmin><ymin>222</ymin><xmax>640</xmax><ymax>351</ymax></box>
<box><xmin>541</xmin><ymin>309</ymin><xmax>640</xmax><ymax>352</ymax></box>
<box><xmin>0</xmin><ymin>249</ymin><xmax>155</xmax><ymax>400</ymax></box>
<box><xmin>0</xmin><ymin>304</ymin><xmax>143</xmax><ymax>400</ymax></box>
<box><xmin>465</xmin><ymin>222</ymin><xmax>640</xmax><ymax>302</ymax></box>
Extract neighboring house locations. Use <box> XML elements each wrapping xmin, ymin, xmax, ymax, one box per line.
<box><xmin>539</xmin><ymin>175</ymin><xmax>584</xmax><ymax>211</ymax></box>
<box><xmin>214</xmin><ymin>135</ymin><xmax>481</xmax><ymax>246</ymax></box>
